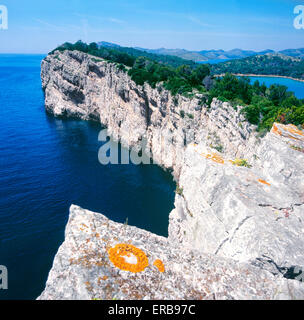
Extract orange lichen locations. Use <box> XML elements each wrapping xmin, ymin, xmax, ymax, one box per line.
<box><xmin>258</xmin><ymin>179</ymin><xmax>271</xmax><ymax>186</ymax></box>
<box><xmin>201</xmin><ymin>152</ymin><xmax>225</xmax><ymax>164</ymax></box>
<box><xmin>153</xmin><ymin>259</ymin><xmax>165</xmax><ymax>273</ymax></box>
<box><xmin>108</xmin><ymin>243</ymin><xmax>149</xmax><ymax>273</ymax></box>
<box><xmin>286</xmin><ymin>124</ymin><xmax>304</xmax><ymax>136</ymax></box>
<box><xmin>98</xmin><ymin>275</ymin><xmax>108</xmax><ymax>283</ymax></box>
<box><xmin>271</xmin><ymin>123</ymin><xmax>304</xmax><ymax>141</ymax></box>
<box><xmin>272</xmin><ymin>123</ymin><xmax>281</xmax><ymax>136</ymax></box>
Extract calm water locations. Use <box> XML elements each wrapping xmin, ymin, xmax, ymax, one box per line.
<box><xmin>246</xmin><ymin>76</ymin><xmax>304</xmax><ymax>99</ymax></box>
<box><xmin>0</xmin><ymin>54</ymin><xmax>176</xmax><ymax>300</ymax></box>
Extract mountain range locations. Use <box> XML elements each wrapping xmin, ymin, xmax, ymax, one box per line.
<box><xmin>98</xmin><ymin>41</ymin><xmax>304</xmax><ymax>62</ymax></box>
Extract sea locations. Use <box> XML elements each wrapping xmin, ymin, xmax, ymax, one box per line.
<box><xmin>0</xmin><ymin>54</ymin><xmax>176</xmax><ymax>300</ymax></box>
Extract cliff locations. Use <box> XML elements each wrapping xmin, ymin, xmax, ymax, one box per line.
<box><xmin>39</xmin><ymin>50</ymin><xmax>304</xmax><ymax>299</ymax></box>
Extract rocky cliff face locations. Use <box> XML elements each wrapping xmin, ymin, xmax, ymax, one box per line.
<box><xmin>41</xmin><ymin>50</ymin><xmax>257</xmax><ymax>178</ymax></box>
<box><xmin>40</xmin><ymin>50</ymin><xmax>304</xmax><ymax>299</ymax></box>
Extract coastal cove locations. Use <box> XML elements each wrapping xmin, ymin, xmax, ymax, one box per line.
<box><xmin>0</xmin><ymin>54</ymin><xmax>176</xmax><ymax>300</ymax></box>
<box><xmin>244</xmin><ymin>76</ymin><xmax>304</xmax><ymax>99</ymax></box>
<box><xmin>214</xmin><ymin>73</ymin><xmax>304</xmax><ymax>99</ymax></box>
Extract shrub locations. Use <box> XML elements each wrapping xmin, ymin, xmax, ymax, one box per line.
<box><xmin>175</xmin><ymin>185</ymin><xmax>184</xmax><ymax>196</ymax></box>
<box><xmin>231</xmin><ymin>159</ymin><xmax>252</xmax><ymax>168</ymax></box>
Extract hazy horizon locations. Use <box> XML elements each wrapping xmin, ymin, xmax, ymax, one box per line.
<box><xmin>0</xmin><ymin>0</ymin><xmax>303</xmax><ymax>54</ymax></box>
<box><xmin>1</xmin><ymin>42</ymin><xmax>304</xmax><ymax>56</ymax></box>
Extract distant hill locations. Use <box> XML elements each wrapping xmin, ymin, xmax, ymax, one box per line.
<box><xmin>134</xmin><ymin>47</ymin><xmax>272</xmax><ymax>62</ymax></box>
<box><xmin>134</xmin><ymin>47</ymin><xmax>210</xmax><ymax>61</ymax></box>
<box><xmin>98</xmin><ymin>41</ymin><xmax>121</xmax><ymax>49</ymax></box>
<box><xmin>99</xmin><ymin>42</ymin><xmax>304</xmax><ymax>62</ymax></box>
<box><xmin>210</xmin><ymin>53</ymin><xmax>304</xmax><ymax>80</ymax></box>
<box><xmin>279</xmin><ymin>48</ymin><xmax>304</xmax><ymax>59</ymax></box>
<box><xmin>97</xmin><ymin>42</ymin><xmax>198</xmax><ymax>68</ymax></box>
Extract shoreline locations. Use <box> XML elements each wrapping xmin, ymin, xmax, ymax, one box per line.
<box><xmin>214</xmin><ymin>73</ymin><xmax>304</xmax><ymax>83</ymax></box>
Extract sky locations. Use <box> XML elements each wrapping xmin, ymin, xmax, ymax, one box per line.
<box><xmin>0</xmin><ymin>0</ymin><xmax>303</xmax><ymax>53</ymax></box>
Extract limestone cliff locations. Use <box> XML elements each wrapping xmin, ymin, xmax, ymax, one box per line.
<box><xmin>41</xmin><ymin>50</ymin><xmax>257</xmax><ymax>178</ymax></box>
<box><xmin>40</xmin><ymin>50</ymin><xmax>304</xmax><ymax>299</ymax></box>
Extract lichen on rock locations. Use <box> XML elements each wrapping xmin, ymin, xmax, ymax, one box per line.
<box><xmin>108</xmin><ymin>243</ymin><xmax>149</xmax><ymax>273</ymax></box>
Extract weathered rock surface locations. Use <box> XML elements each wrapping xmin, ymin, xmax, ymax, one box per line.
<box><xmin>38</xmin><ymin>205</ymin><xmax>304</xmax><ymax>300</ymax></box>
<box><xmin>40</xmin><ymin>50</ymin><xmax>304</xmax><ymax>299</ymax></box>
<box><xmin>169</xmin><ymin>128</ymin><xmax>304</xmax><ymax>276</ymax></box>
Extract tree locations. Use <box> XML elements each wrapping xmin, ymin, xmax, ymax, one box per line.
<box><xmin>190</xmin><ymin>64</ymin><xmax>210</xmax><ymax>85</ymax></box>
<box><xmin>89</xmin><ymin>42</ymin><xmax>99</xmax><ymax>51</ymax></box>
<box><xmin>267</xmin><ymin>84</ymin><xmax>289</xmax><ymax>105</ymax></box>
<box><xmin>74</xmin><ymin>40</ymin><xmax>88</xmax><ymax>52</ymax></box>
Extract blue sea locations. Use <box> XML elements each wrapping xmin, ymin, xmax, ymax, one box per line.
<box><xmin>0</xmin><ymin>54</ymin><xmax>176</xmax><ymax>300</ymax></box>
<box><xmin>246</xmin><ymin>76</ymin><xmax>304</xmax><ymax>99</ymax></box>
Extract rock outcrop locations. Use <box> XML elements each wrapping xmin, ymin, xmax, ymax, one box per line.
<box><xmin>40</xmin><ymin>50</ymin><xmax>304</xmax><ymax>299</ymax></box>
<box><xmin>38</xmin><ymin>205</ymin><xmax>304</xmax><ymax>300</ymax></box>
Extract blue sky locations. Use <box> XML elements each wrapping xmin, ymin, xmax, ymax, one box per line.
<box><xmin>0</xmin><ymin>0</ymin><xmax>303</xmax><ymax>53</ymax></box>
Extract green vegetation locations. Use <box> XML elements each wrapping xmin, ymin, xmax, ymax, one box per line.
<box><xmin>210</xmin><ymin>144</ymin><xmax>224</xmax><ymax>153</ymax></box>
<box><xmin>207</xmin><ymin>74</ymin><xmax>304</xmax><ymax>131</ymax></box>
<box><xmin>51</xmin><ymin>41</ymin><xmax>136</xmax><ymax>67</ymax></box>
<box><xmin>291</xmin><ymin>145</ymin><xmax>304</xmax><ymax>153</ymax></box>
<box><xmin>51</xmin><ymin>41</ymin><xmax>304</xmax><ymax>131</ymax></box>
<box><xmin>175</xmin><ymin>185</ymin><xmax>184</xmax><ymax>196</ymax></box>
<box><xmin>231</xmin><ymin>159</ymin><xmax>252</xmax><ymax>168</ymax></box>
<box><xmin>187</xmin><ymin>113</ymin><xmax>194</xmax><ymax>119</ymax></box>
<box><xmin>128</xmin><ymin>56</ymin><xmax>210</xmax><ymax>94</ymax></box>
<box><xmin>211</xmin><ymin>54</ymin><xmax>304</xmax><ymax>80</ymax></box>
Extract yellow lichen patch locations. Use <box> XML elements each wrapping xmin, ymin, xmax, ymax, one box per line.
<box><xmin>201</xmin><ymin>152</ymin><xmax>225</xmax><ymax>164</ymax></box>
<box><xmin>108</xmin><ymin>243</ymin><xmax>149</xmax><ymax>273</ymax></box>
<box><xmin>153</xmin><ymin>259</ymin><xmax>165</xmax><ymax>273</ymax></box>
<box><xmin>258</xmin><ymin>179</ymin><xmax>271</xmax><ymax>186</ymax></box>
